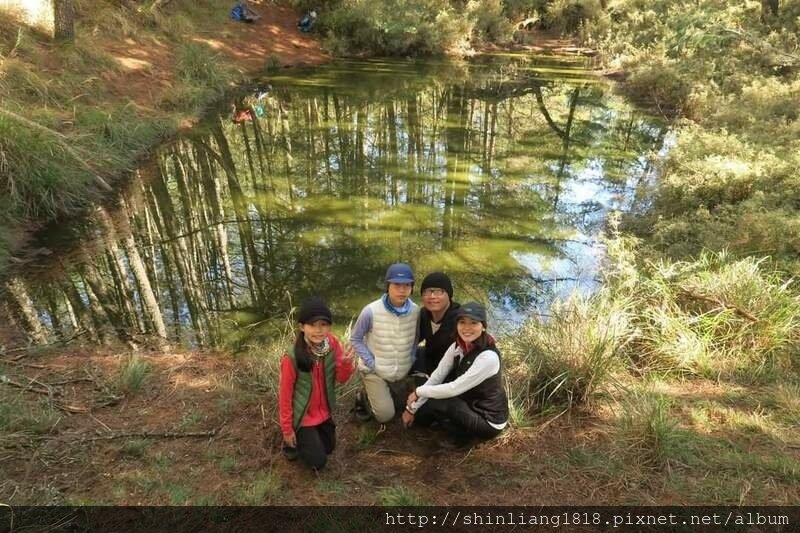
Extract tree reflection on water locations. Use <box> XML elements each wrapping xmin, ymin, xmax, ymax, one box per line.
<box><xmin>2</xmin><ymin>55</ymin><xmax>666</xmax><ymax>348</ymax></box>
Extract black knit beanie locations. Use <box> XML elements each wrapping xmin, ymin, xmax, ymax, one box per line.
<box><xmin>297</xmin><ymin>296</ymin><xmax>333</xmax><ymax>324</ymax></box>
<box><xmin>420</xmin><ymin>272</ymin><xmax>453</xmax><ymax>299</ymax></box>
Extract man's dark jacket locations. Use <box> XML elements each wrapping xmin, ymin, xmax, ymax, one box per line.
<box><xmin>416</xmin><ymin>302</ymin><xmax>461</xmax><ymax>376</ymax></box>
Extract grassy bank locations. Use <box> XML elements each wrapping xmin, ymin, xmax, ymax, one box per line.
<box><xmin>0</xmin><ymin>0</ymin><xmax>321</xmax><ymax>275</ymax></box>
<box><xmin>575</xmin><ymin>0</ymin><xmax>800</xmax><ymax>276</ymax></box>
<box><xmin>499</xmin><ymin>227</ymin><xmax>799</xmax><ymax>503</ymax></box>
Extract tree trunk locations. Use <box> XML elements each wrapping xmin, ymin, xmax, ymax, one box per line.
<box><xmin>761</xmin><ymin>0</ymin><xmax>779</xmax><ymax>20</ymax></box>
<box><xmin>53</xmin><ymin>0</ymin><xmax>75</xmax><ymax>41</ymax></box>
<box><xmin>80</xmin><ymin>259</ymin><xmax>132</xmax><ymax>344</ymax></box>
<box><xmin>119</xmin><ymin>201</ymin><xmax>168</xmax><ymax>339</ymax></box>
<box><xmin>96</xmin><ymin>207</ymin><xmax>144</xmax><ymax>333</ymax></box>
<box><xmin>210</xmin><ymin>118</ymin><xmax>265</xmax><ymax>309</ymax></box>
<box><xmin>5</xmin><ymin>278</ymin><xmax>48</xmax><ymax>344</ymax></box>
<box><xmin>553</xmin><ymin>87</ymin><xmax>581</xmax><ymax>209</ymax></box>
<box><xmin>61</xmin><ymin>276</ymin><xmax>97</xmax><ymax>341</ymax></box>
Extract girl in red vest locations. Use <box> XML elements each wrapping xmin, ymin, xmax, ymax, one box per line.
<box><xmin>279</xmin><ymin>296</ymin><xmax>355</xmax><ymax>469</ymax></box>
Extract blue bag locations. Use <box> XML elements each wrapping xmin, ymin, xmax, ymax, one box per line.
<box><xmin>230</xmin><ymin>4</ymin><xmax>244</xmax><ymax>21</ymax></box>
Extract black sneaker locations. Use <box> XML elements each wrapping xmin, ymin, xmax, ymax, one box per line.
<box><xmin>282</xmin><ymin>445</ymin><xmax>299</xmax><ymax>461</ymax></box>
<box><xmin>354</xmin><ymin>390</ymin><xmax>373</xmax><ymax>422</ymax></box>
<box><xmin>438</xmin><ymin>420</ymin><xmax>472</xmax><ymax>449</ymax></box>
<box><xmin>438</xmin><ymin>435</ymin><xmax>471</xmax><ymax>450</ymax></box>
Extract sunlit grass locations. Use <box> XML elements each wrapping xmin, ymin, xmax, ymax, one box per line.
<box><xmin>378</xmin><ymin>485</ymin><xmax>426</xmax><ymax>506</ymax></box>
<box><xmin>620</xmin><ymin>250</ymin><xmax>800</xmax><ymax>382</ymax></box>
<box><xmin>115</xmin><ymin>355</ymin><xmax>151</xmax><ymax>395</ymax></box>
<box><xmin>613</xmin><ymin>388</ymin><xmax>694</xmax><ymax>469</ymax></box>
<box><xmin>0</xmin><ymin>392</ymin><xmax>59</xmax><ymax>435</ymax></box>
<box><xmin>772</xmin><ymin>383</ymin><xmax>800</xmax><ymax>425</ymax></box>
<box><xmin>237</xmin><ymin>472</ymin><xmax>281</xmax><ymax>505</ymax></box>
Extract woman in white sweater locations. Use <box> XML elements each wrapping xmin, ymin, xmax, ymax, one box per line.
<box><xmin>402</xmin><ymin>302</ymin><xmax>508</xmax><ymax>446</ymax></box>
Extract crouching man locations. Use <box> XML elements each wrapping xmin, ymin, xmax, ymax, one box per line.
<box><xmin>350</xmin><ymin>263</ymin><xmax>420</xmax><ymax>423</ymax></box>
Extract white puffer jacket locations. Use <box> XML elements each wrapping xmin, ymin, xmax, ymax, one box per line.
<box><xmin>364</xmin><ymin>298</ymin><xmax>419</xmax><ymax>382</ymax></box>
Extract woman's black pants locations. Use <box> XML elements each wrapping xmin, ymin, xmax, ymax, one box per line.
<box><xmin>414</xmin><ymin>397</ymin><xmax>501</xmax><ymax>439</ymax></box>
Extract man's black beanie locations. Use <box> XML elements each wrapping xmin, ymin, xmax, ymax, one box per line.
<box><xmin>420</xmin><ymin>272</ymin><xmax>453</xmax><ymax>299</ymax></box>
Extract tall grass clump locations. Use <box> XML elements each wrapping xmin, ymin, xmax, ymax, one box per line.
<box><xmin>599</xmin><ymin>225</ymin><xmax>800</xmax><ymax>382</ymax></box>
<box><xmin>0</xmin><ymin>113</ymin><xmax>99</xmax><ymax>221</ymax></box>
<box><xmin>378</xmin><ymin>485</ymin><xmax>427</xmax><ymax>506</ymax></box>
<box><xmin>772</xmin><ymin>383</ymin><xmax>800</xmax><ymax>426</ymax></box>
<box><xmin>116</xmin><ymin>354</ymin><xmax>151</xmax><ymax>394</ymax></box>
<box><xmin>504</xmin><ymin>290</ymin><xmax>633</xmax><ymax>414</ymax></box>
<box><xmin>75</xmin><ymin>106</ymin><xmax>170</xmax><ymax>157</ymax></box>
<box><xmin>170</xmin><ymin>42</ymin><xmax>232</xmax><ymax>113</ymax></box>
<box><xmin>238</xmin><ymin>472</ymin><xmax>281</xmax><ymax>505</ymax></box>
<box><xmin>0</xmin><ymin>391</ymin><xmax>59</xmax><ymax>435</ymax></box>
<box><xmin>613</xmin><ymin>388</ymin><xmax>691</xmax><ymax>469</ymax></box>
<box><xmin>175</xmin><ymin>42</ymin><xmax>228</xmax><ymax>88</ymax></box>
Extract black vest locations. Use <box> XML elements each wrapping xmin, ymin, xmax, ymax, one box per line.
<box><xmin>446</xmin><ymin>342</ymin><xmax>509</xmax><ymax>425</ymax></box>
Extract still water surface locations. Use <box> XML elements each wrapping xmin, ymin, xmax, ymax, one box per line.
<box><xmin>4</xmin><ymin>55</ymin><xmax>666</xmax><ymax>348</ymax></box>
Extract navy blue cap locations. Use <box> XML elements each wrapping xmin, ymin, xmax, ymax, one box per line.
<box><xmin>385</xmin><ymin>263</ymin><xmax>415</xmax><ymax>284</ymax></box>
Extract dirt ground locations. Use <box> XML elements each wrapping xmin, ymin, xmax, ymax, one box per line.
<box><xmin>5</xmin><ymin>342</ymin><xmax>797</xmax><ymax>507</ymax></box>
<box><xmin>95</xmin><ymin>1</ymin><xmax>329</xmax><ymax>117</ymax></box>
<box><xmin>0</xmin><ymin>343</ymin><xmax>594</xmax><ymax>505</ymax></box>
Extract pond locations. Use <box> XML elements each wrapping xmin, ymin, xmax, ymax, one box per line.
<box><xmin>3</xmin><ymin>54</ymin><xmax>666</xmax><ymax>349</ymax></box>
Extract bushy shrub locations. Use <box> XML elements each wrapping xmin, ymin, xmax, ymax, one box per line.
<box><xmin>469</xmin><ymin>0</ymin><xmax>514</xmax><ymax>43</ymax></box>
<box><xmin>544</xmin><ymin>0</ymin><xmax>603</xmax><ymax>34</ymax></box>
<box><xmin>632</xmin><ymin>122</ymin><xmax>800</xmax><ymax>267</ymax></box>
<box><xmin>710</xmin><ymin>77</ymin><xmax>800</xmax><ymax>146</ymax></box>
<box><xmin>621</xmin><ymin>56</ymin><xmax>692</xmax><ymax>115</ymax></box>
<box><xmin>323</xmin><ymin>0</ymin><xmax>473</xmax><ymax>56</ymax></box>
